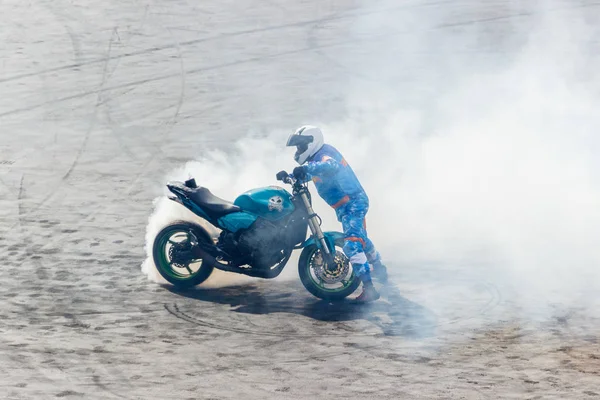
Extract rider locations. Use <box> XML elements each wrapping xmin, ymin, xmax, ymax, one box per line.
<box><xmin>284</xmin><ymin>125</ymin><xmax>388</xmax><ymax>302</ymax></box>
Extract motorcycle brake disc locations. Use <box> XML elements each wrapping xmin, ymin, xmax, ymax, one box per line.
<box><xmin>311</xmin><ymin>251</ymin><xmax>350</xmax><ymax>284</ymax></box>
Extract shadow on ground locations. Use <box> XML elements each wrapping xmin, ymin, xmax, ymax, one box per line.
<box><xmin>164</xmin><ymin>279</ymin><xmax>439</xmax><ymax>338</ymax></box>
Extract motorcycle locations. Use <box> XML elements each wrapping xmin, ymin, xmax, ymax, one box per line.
<box><xmin>151</xmin><ymin>171</ymin><xmax>361</xmax><ymax>301</ymax></box>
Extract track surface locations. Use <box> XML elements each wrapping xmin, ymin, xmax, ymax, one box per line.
<box><xmin>1</xmin><ymin>1</ymin><xmax>599</xmax><ymax>399</ymax></box>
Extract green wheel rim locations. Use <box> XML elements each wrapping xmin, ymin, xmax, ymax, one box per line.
<box><xmin>156</xmin><ymin>228</ymin><xmax>204</xmax><ymax>281</ymax></box>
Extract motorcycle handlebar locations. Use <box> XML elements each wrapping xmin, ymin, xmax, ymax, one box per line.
<box><xmin>276</xmin><ymin>170</ymin><xmax>295</xmax><ymax>185</ymax></box>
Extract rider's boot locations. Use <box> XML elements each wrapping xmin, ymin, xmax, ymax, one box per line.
<box><xmin>351</xmin><ymin>262</ymin><xmax>380</xmax><ymax>303</ymax></box>
<box><xmin>355</xmin><ymin>279</ymin><xmax>380</xmax><ymax>302</ymax></box>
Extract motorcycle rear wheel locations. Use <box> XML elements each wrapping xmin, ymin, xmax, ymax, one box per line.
<box><xmin>152</xmin><ymin>220</ymin><xmax>215</xmax><ymax>288</ymax></box>
<box><xmin>298</xmin><ymin>238</ymin><xmax>361</xmax><ymax>301</ymax></box>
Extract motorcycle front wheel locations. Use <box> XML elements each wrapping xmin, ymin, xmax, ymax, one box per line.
<box><xmin>298</xmin><ymin>237</ymin><xmax>361</xmax><ymax>301</ymax></box>
<box><xmin>152</xmin><ymin>220</ymin><xmax>215</xmax><ymax>288</ymax></box>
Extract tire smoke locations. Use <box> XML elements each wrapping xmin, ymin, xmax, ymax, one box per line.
<box><xmin>142</xmin><ymin>1</ymin><xmax>600</xmax><ymax>321</ymax></box>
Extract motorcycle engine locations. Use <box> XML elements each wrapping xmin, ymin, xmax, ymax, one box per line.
<box><xmin>235</xmin><ymin>219</ymin><xmax>288</xmax><ymax>269</ymax></box>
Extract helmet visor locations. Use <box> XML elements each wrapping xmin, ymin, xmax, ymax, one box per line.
<box><xmin>289</xmin><ymin>136</ymin><xmax>312</xmax><ymax>161</ymax></box>
<box><xmin>286</xmin><ymin>133</ymin><xmax>313</xmax><ymax>147</ymax></box>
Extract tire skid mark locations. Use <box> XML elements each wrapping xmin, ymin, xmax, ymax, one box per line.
<box><xmin>152</xmin><ymin>2</ymin><xmax>187</xmax><ymax>134</ymax></box>
<box><xmin>164</xmin><ymin>280</ymin><xmax>501</xmax><ymax>339</ymax></box>
<box><xmin>162</xmin><ymin>301</ymin><xmax>386</xmax><ymax>338</ymax></box>
<box><xmin>5</xmin><ymin>1</ymin><xmax>599</xmax><ymax>121</ymax></box>
<box><xmin>43</xmin><ymin>310</ymin><xmax>164</xmax><ymax>318</ymax></box>
<box><xmin>2</xmin><ymin>2</ymin><xmax>87</xmax><ymax>235</ymax></box>
<box><xmin>166</xmin><ymin>24</ymin><xmax>186</xmax><ymax>132</ymax></box>
<box><xmin>62</xmin><ymin>27</ymin><xmax>118</xmax><ymax>182</ymax></box>
<box><xmin>99</xmin><ymin>7</ymin><xmax>153</xmax><ymax>160</ymax></box>
<box><xmin>2</xmin><ymin>0</ymin><xmax>597</xmax><ymax>89</ymax></box>
<box><xmin>44</xmin><ymin>2</ymin><xmax>85</xmax><ymax>64</ymax></box>
<box><xmin>0</xmin><ymin>1</ymin><xmax>457</xmax><ymax>86</ymax></box>
<box><xmin>95</xmin><ymin>26</ymin><xmax>139</xmax><ymax>160</ymax></box>
<box><xmin>17</xmin><ymin>174</ymin><xmax>24</xmax><ymax>227</ymax></box>
<box><xmin>31</xmin><ymin>1</ymin><xmax>86</xmax><ymax>128</ymax></box>
<box><xmin>1</xmin><ymin>211</ymin><xmax>144</xmax><ymax>220</ymax></box>
<box><xmin>5</xmin><ymin>29</ymin><xmax>121</xmax><ymax>234</ymax></box>
<box><xmin>307</xmin><ymin>16</ymin><xmax>389</xmax><ymax>90</ymax></box>
<box><xmin>0</xmin><ymin>41</ymin><xmax>359</xmax><ymax>118</ymax></box>
<box><xmin>309</xmin><ymin>1</ymin><xmax>600</xmax><ymax>90</ymax></box>
<box><xmin>124</xmin><ymin>4</ymin><xmax>188</xmax><ymax>193</ymax></box>
<box><xmin>163</xmin><ymin>302</ymin><xmax>335</xmax><ymax>338</ymax></box>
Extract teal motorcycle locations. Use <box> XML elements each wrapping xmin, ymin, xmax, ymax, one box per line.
<box><xmin>152</xmin><ymin>171</ymin><xmax>361</xmax><ymax>300</ymax></box>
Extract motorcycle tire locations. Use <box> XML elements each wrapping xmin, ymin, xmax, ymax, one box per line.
<box><xmin>298</xmin><ymin>237</ymin><xmax>361</xmax><ymax>301</ymax></box>
<box><xmin>152</xmin><ymin>220</ymin><xmax>215</xmax><ymax>288</ymax></box>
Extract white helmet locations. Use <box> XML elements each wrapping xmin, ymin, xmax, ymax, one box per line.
<box><xmin>286</xmin><ymin>125</ymin><xmax>324</xmax><ymax>165</ymax></box>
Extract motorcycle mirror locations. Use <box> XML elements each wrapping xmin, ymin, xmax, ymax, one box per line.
<box><xmin>275</xmin><ymin>170</ymin><xmax>289</xmax><ymax>181</ymax></box>
<box><xmin>185</xmin><ymin>178</ymin><xmax>198</xmax><ymax>188</ymax></box>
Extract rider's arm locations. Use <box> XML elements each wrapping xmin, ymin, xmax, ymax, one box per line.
<box><xmin>305</xmin><ymin>156</ymin><xmax>340</xmax><ymax>177</ymax></box>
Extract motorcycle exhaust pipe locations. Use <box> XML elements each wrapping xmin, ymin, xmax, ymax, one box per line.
<box><xmin>191</xmin><ymin>246</ymin><xmax>219</xmax><ymax>268</ymax></box>
<box><xmin>191</xmin><ymin>245</ymin><xmax>247</xmax><ymax>275</ymax></box>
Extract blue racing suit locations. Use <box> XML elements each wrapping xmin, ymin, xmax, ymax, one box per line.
<box><xmin>298</xmin><ymin>144</ymin><xmax>382</xmax><ymax>282</ymax></box>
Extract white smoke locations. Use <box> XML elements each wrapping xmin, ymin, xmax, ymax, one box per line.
<box><xmin>142</xmin><ymin>1</ymin><xmax>600</xmax><ymax>318</ymax></box>
<box><xmin>140</xmin><ymin>134</ymin><xmax>313</xmax><ymax>288</ymax></box>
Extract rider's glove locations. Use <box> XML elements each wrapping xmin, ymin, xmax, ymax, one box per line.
<box><xmin>293</xmin><ymin>166</ymin><xmax>307</xmax><ymax>181</ymax></box>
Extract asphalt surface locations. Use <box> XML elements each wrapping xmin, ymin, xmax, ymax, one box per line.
<box><xmin>1</xmin><ymin>0</ymin><xmax>599</xmax><ymax>399</ymax></box>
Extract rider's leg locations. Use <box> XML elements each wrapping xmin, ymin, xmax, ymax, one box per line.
<box><xmin>341</xmin><ymin>235</ymin><xmax>380</xmax><ymax>302</ymax></box>
<box><xmin>349</xmin><ymin>197</ymin><xmax>388</xmax><ymax>283</ymax></box>
<box><xmin>337</xmin><ymin>204</ymin><xmax>380</xmax><ymax>302</ymax></box>
<box><xmin>362</xmin><ymin>224</ymin><xmax>388</xmax><ymax>283</ymax></box>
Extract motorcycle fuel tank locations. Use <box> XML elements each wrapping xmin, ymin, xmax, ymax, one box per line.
<box><xmin>234</xmin><ymin>186</ymin><xmax>295</xmax><ymax>221</ymax></box>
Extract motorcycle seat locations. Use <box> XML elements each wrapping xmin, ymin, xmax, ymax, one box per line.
<box><xmin>185</xmin><ymin>186</ymin><xmax>241</xmax><ymax>218</ymax></box>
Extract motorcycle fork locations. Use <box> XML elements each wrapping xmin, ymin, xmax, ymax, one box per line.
<box><xmin>299</xmin><ymin>191</ymin><xmax>335</xmax><ymax>266</ymax></box>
